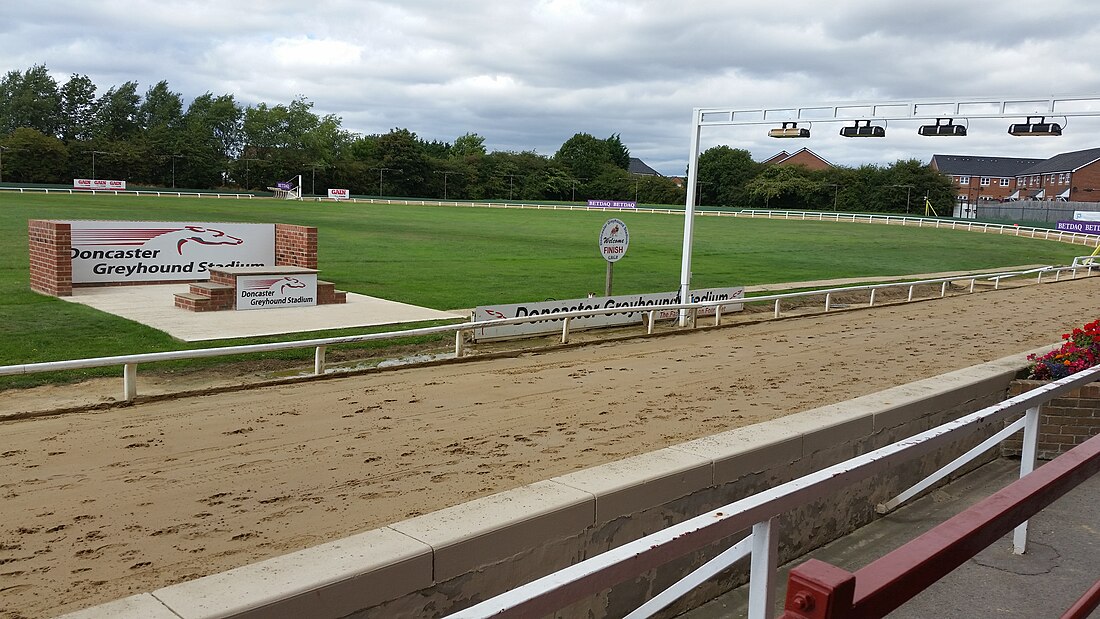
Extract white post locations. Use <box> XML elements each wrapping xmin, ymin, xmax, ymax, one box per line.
<box><xmin>907</xmin><ymin>285</ymin><xmax>914</xmax><ymax>302</ymax></box>
<box><xmin>774</xmin><ymin>299</ymin><xmax>781</xmax><ymax>318</ymax></box>
<box><xmin>679</xmin><ymin>110</ymin><xmax>703</xmax><ymax>327</ymax></box>
<box><xmin>941</xmin><ymin>282</ymin><xmax>947</xmax><ymax>297</ymax></box>
<box><xmin>824</xmin><ymin>293</ymin><xmax>831</xmax><ymax>312</ymax></box>
<box><xmin>455</xmin><ymin>330</ymin><xmax>465</xmax><ymax>357</ymax></box>
<box><xmin>561</xmin><ymin>317</ymin><xmax>570</xmax><ymax>344</ymax></box>
<box><xmin>970</xmin><ymin>278</ymin><xmax>976</xmax><ymax>292</ymax></box>
<box><xmin>314</xmin><ymin>345</ymin><xmax>326</xmax><ymax>375</ymax></box>
<box><xmin>1013</xmin><ymin>405</ymin><xmax>1041</xmax><ymax>554</ymax></box>
<box><xmin>123</xmin><ymin>363</ymin><xmax>137</xmax><ymax>402</ymax></box>
<box><xmin>869</xmin><ymin>288</ymin><xmax>876</xmax><ymax>306</ymax></box>
<box><xmin>647</xmin><ymin>310</ymin><xmax>656</xmax><ymax>335</ymax></box>
<box><xmin>748</xmin><ymin>519</ymin><xmax>778</xmax><ymax>619</ymax></box>
<box><xmin>714</xmin><ymin>305</ymin><xmax>722</xmax><ymax>326</ymax></box>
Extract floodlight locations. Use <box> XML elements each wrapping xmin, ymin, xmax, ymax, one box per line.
<box><xmin>918</xmin><ymin>118</ymin><xmax>967</xmax><ymax>136</ymax></box>
<box><xmin>839</xmin><ymin>119</ymin><xmax>885</xmax><ymax>138</ymax></box>
<box><xmin>768</xmin><ymin>122</ymin><xmax>810</xmax><ymax>138</ymax></box>
<box><xmin>1007</xmin><ymin>116</ymin><xmax>1062</xmax><ymax>136</ymax></box>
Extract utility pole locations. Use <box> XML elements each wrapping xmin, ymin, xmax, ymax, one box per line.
<box><xmin>501</xmin><ymin>173</ymin><xmax>523</xmax><ymax>200</ymax></box>
<box><xmin>87</xmin><ymin>150</ymin><xmax>117</xmax><ymax>180</ymax></box>
<box><xmin>371</xmin><ymin>167</ymin><xmax>400</xmax><ymax>196</ymax></box>
<box><xmin>823</xmin><ymin>183</ymin><xmax>841</xmax><ymax>210</ymax></box>
<box><xmin>434</xmin><ymin>170</ymin><xmax>461</xmax><ymax>199</ymax></box>
<box><xmin>890</xmin><ymin>184</ymin><xmax>914</xmax><ymax>214</ymax></box>
<box><xmin>160</xmin><ymin>153</ymin><xmax>185</xmax><ymax>188</ymax></box>
<box><xmin>570</xmin><ymin>177</ymin><xmax>587</xmax><ymax>202</ymax></box>
<box><xmin>308</xmin><ymin>163</ymin><xmax>327</xmax><ymax>196</ymax></box>
<box><xmin>241</xmin><ymin>157</ymin><xmax>260</xmax><ymax>190</ymax></box>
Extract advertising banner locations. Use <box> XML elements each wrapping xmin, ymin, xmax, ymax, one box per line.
<box><xmin>472</xmin><ymin>287</ymin><xmax>745</xmax><ymax>341</ymax></box>
<box><xmin>67</xmin><ymin>220</ymin><xmax>276</xmax><ymax>283</ymax></box>
<box><xmin>236</xmin><ymin>273</ymin><xmax>318</xmax><ymax>310</ymax></box>
<box><xmin>74</xmin><ymin>179</ymin><xmax>126</xmax><ymax>190</ymax></box>
<box><xmin>1073</xmin><ymin>211</ymin><xmax>1100</xmax><ymax>222</ymax></box>
<box><xmin>328</xmin><ymin>188</ymin><xmax>350</xmax><ymax>200</ymax></box>
<box><xmin>588</xmin><ymin>199</ymin><xmax>636</xmax><ymax>209</ymax></box>
<box><xmin>1056</xmin><ymin>220</ymin><xmax>1100</xmax><ymax>235</ymax></box>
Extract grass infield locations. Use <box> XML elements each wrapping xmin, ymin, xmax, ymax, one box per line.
<box><xmin>0</xmin><ymin>193</ymin><xmax>1082</xmax><ymax>387</ymax></box>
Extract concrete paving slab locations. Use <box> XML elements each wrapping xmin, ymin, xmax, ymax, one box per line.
<box><xmin>59</xmin><ymin>284</ymin><xmax>466</xmax><ymax>342</ymax></box>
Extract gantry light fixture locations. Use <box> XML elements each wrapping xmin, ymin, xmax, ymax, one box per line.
<box><xmin>768</xmin><ymin>121</ymin><xmax>810</xmax><ymax>138</ymax></box>
<box><xmin>839</xmin><ymin>119</ymin><xmax>885</xmax><ymax>138</ymax></box>
<box><xmin>1007</xmin><ymin>115</ymin><xmax>1063</xmax><ymax>136</ymax></box>
<box><xmin>918</xmin><ymin>117</ymin><xmax>967</xmax><ymax>136</ymax></box>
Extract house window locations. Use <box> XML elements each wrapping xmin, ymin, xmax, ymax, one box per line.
<box><xmin>980</xmin><ymin>177</ymin><xmax>991</xmax><ymax>186</ymax></box>
<box><xmin>960</xmin><ymin>176</ymin><xmax>970</xmax><ymax>184</ymax></box>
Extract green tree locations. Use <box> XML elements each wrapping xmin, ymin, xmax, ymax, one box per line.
<box><xmin>0</xmin><ymin>64</ymin><xmax>62</xmax><ymax>137</ymax></box>
<box><xmin>605</xmin><ymin>133</ymin><xmax>630</xmax><ymax>170</ymax></box>
<box><xmin>3</xmin><ymin>127</ymin><xmax>68</xmax><ymax>183</ymax></box>
<box><xmin>93</xmin><ymin>81</ymin><xmax>141</xmax><ymax>141</ymax></box>
<box><xmin>697</xmin><ymin>146</ymin><xmax>761</xmax><ymax>207</ymax></box>
<box><xmin>452</xmin><ymin>132</ymin><xmax>486</xmax><ymax>158</ymax></box>
<box><xmin>746</xmin><ymin>166</ymin><xmax>822</xmax><ymax>209</ymax></box>
<box><xmin>375</xmin><ymin>128</ymin><xmax>429</xmax><ymax>196</ymax></box>
<box><xmin>59</xmin><ymin>74</ymin><xmax>97</xmax><ymax>142</ymax></box>
<box><xmin>554</xmin><ymin>132</ymin><xmax>613</xmax><ymax>181</ymax></box>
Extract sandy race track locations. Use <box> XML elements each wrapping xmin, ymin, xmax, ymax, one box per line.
<box><xmin>2</xmin><ymin>277</ymin><xmax>1099</xmax><ymax>618</ymax></box>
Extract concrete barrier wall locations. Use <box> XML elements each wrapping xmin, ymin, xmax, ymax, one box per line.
<box><xmin>58</xmin><ymin>351</ymin><xmax>1040</xmax><ymax>619</ymax></box>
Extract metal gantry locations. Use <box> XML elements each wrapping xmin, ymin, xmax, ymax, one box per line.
<box><xmin>679</xmin><ymin>94</ymin><xmax>1100</xmax><ymax>325</ymax></box>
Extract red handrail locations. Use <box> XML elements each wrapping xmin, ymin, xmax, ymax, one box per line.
<box><xmin>780</xmin><ymin>431</ymin><xmax>1100</xmax><ymax>619</ymax></box>
<box><xmin>1061</xmin><ymin>578</ymin><xmax>1100</xmax><ymax>619</ymax></box>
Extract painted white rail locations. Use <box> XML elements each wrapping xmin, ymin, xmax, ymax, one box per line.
<box><xmin>444</xmin><ymin>365</ymin><xmax>1100</xmax><ymax>619</ymax></box>
<box><xmin>0</xmin><ymin>186</ymin><xmax>256</xmax><ymax>199</ymax></box>
<box><xmin>2</xmin><ymin>263</ymin><xmax>1095</xmax><ymax>402</ymax></box>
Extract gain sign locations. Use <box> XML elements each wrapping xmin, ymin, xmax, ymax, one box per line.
<box><xmin>599</xmin><ymin>218</ymin><xmax>629</xmax><ymax>263</ymax></box>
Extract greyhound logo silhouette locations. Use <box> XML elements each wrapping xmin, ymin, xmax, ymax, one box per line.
<box><xmin>71</xmin><ymin>225</ymin><xmax>244</xmax><ymax>255</ymax></box>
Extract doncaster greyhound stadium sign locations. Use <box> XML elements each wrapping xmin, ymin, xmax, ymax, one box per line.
<box><xmin>67</xmin><ymin>221</ymin><xmax>276</xmax><ymax>284</ymax></box>
<box><xmin>472</xmin><ymin>287</ymin><xmax>745</xmax><ymax>341</ymax></box>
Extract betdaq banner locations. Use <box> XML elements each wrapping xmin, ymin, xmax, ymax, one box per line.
<box><xmin>1056</xmin><ymin>220</ymin><xmax>1100</xmax><ymax>235</ymax></box>
<box><xmin>67</xmin><ymin>220</ymin><xmax>276</xmax><ymax>283</ymax></box>
<box><xmin>588</xmin><ymin>199</ymin><xmax>636</xmax><ymax>208</ymax></box>
<box><xmin>74</xmin><ymin>179</ymin><xmax>126</xmax><ymax>190</ymax></box>
<box><xmin>472</xmin><ymin>287</ymin><xmax>745</xmax><ymax>341</ymax></box>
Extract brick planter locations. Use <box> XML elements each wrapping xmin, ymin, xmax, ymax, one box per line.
<box><xmin>1002</xmin><ymin>379</ymin><xmax>1100</xmax><ymax>459</ymax></box>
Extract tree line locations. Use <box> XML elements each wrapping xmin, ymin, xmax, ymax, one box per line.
<box><xmin>0</xmin><ymin>64</ymin><xmax>953</xmax><ymax>211</ymax></box>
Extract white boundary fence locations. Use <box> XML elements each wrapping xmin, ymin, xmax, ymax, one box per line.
<box><xmin>1</xmin><ymin>261</ymin><xmax>1096</xmax><ymax>403</ymax></box>
<box><xmin>5</xmin><ymin>185</ymin><xmax>1098</xmax><ymax>250</ymax></box>
<box><xmin>443</xmin><ymin>364</ymin><xmax>1100</xmax><ymax>619</ymax></box>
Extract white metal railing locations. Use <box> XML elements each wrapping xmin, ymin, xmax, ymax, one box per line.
<box><xmin>444</xmin><ymin>365</ymin><xmax>1100</xmax><ymax>619</ymax></box>
<box><xmin>2</xmin><ymin>264</ymin><xmax>1095</xmax><ymax>403</ymax></box>
<box><xmin>0</xmin><ymin>186</ymin><xmax>256</xmax><ymax>199</ymax></box>
<box><xmin>735</xmin><ymin>209</ymin><xmax>1100</xmax><ymax>249</ymax></box>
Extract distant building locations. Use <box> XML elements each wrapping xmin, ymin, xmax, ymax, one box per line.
<box><xmin>628</xmin><ymin>157</ymin><xmax>662</xmax><ymax>176</ymax></box>
<box><xmin>761</xmin><ymin>147</ymin><xmax>833</xmax><ymax>171</ymax></box>
<box><xmin>932</xmin><ymin>148</ymin><xmax>1100</xmax><ymax>203</ymax></box>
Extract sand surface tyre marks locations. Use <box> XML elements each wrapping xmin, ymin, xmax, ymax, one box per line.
<box><xmin>0</xmin><ymin>278</ymin><xmax>1098</xmax><ymax>618</ymax></box>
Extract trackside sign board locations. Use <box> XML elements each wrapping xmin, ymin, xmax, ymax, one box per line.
<box><xmin>236</xmin><ymin>274</ymin><xmax>318</xmax><ymax>310</ymax></box>
<box><xmin>472</xmin><ymin>287</ymin><xmax>745</xmax><ymax>341</ymax></box>
<box><xmin>66</xmin><ymin>220</ymin><xmax>276</xmax><ymax>283</ymax></box>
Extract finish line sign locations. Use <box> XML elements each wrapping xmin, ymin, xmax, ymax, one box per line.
<box><xmin>472</xmin><ymin>287</ymin><xmax>744</xmax><ymax>341</ymax></box>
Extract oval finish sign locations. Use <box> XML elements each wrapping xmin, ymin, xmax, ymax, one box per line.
<box><xmin>599</xmin><ymin>218</ymin><xmax>629</xmax><ymax>263</ymax></box>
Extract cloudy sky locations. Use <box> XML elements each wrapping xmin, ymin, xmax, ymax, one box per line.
<box><xmin>5</xmin><ymin>0</ymin><xmax>1100</xmax><ymax>175</ymax></box>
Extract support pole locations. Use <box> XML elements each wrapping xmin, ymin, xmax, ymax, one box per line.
<box><xmin>679</xmin><ymin>111</ymin><xmax>702</xmax><ymax>327</ymax></box>
<box><xmin>123</xmin><ymin>363</ymin><xmax>137</xmax><ymax>402</ymax></box>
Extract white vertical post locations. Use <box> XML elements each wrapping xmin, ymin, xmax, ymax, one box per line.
<box><xmin>314</xmin><ymin>345</ymin><xmax>326</xmax><ymax>375</ymax></box>
<box><xmin>647</xmin><ymin>310</ymin><xmax>656</xmax><ymax>335</ymax></box>
<box><xmin>679</xmin><ymin>110</ymin><xmax>703</xmax><ymax>327</ymax></box>
<box><xmin>774</xmin><ymin>299</ymin><xmax>781</xmax><ymax>318</ymax></box>
<box><xmin>970</xmin><ymin>278</ymin><xmax>976</xmax><ymax>292</ymax></box>
<box><xmin>941</xmin><ymin>282</ymin><xmax>947</xmax><ymax>297</ymax></box>
<box><xmin>907</xmin><ymin>285</ymin><xmax>914</xmax><ymax>301</ymax></box>
<box><xmin>1013</xmin><ymin>405</ymin><xmax>1041</xmax><ymax>554</ymax></box>
<box><xmin>824</xmin><ymin>293</ymin><xmax>831</xmax><ymax>312</ymax></box>
<box><xmin>455</xmin><ymin>330</ymin><xmax>465</xmax><ymax>358</ymax></box>
<box><xmin>869</xmin><ymin>288</ymin><xmax>876</xmax><ymax>306</ymax></box>
<box><xmin>123</xmin><ymin>363</ymin><xmax>137</xmax><ymax>402</ymax></box>
<box><xmin>561</xmin><ymin>317</ymin><xmax>570</xmax><ymax>344</ymax></box>
<box><xmin>714</xmin><ymin>305</ymin><xmax>722</xmax><ymax>326</ymax></box>
<box><xmin>748</xmin><ymin>519</ymin><xmax>778</xmax><ymax>619</ymax></box>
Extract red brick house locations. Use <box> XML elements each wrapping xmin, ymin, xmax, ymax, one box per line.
<box><xmin>762</xmin><ymin>147</ymin><xmax>833</xmax><ymax>171</ymax></box>
<box><xmin>929</xmin><ymin>154</ymin><xmax>1042</xmax><ymax>203</ymax></box>
<box><xmin>932</xmin><ymin>148</ymin><xmax>1100</xmax><ymax>203</ymax></box>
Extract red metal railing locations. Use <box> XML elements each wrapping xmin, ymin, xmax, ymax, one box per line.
<box><xmin>779</xmin><ymin>431</ymin><xmax>1100</xmax><ymax>619</ymax></box>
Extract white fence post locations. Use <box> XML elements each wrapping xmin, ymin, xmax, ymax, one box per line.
<box><xmin>647</xmin><ymin>310</ymin><xmax>656</xmax><ymax>335</ymax></box>
<box><xmin>869</xmin><ymin>288</ymin><xmax>876</xmax><ymax>307</ymax></box>
<box><xmin>1013</xmin><ymin>405</ymin><xmax>1041</xmax><ymax>554</ymax></box>
<box><xmin>907</xmin><ymin>285</ymin><xmax>914</xmax><ymax>302</ymax></box>
<box><xmin>748</xmin><ymin>519</ymin><xmax>778</xmax><ymax>619</ymax></box>
<box><xmin>123</xmin><ymin>363</ymin><xmax>137</xmax><ymax>401</ymax></box>
<box><xmin>314</xmin><ymin>346</ymin><xmax>326</xmax><ymax>375</ymax></box>
<box><xmin>561</xmin><ymin>317</ymin><xmax>571</xmax><ymax>344</ymax></box>
<box><xmin>824</xmin><ymin>293</ymin><xmax>832</xmax><ymax>312</ymax></box>
<box><xmin>774</xmin><ymin>299</ymin><xmax>781</xmax><ymax>318</ymax></box>
<box><xmin>455</xmin><ymin>330</ymin><xmax>466</xmax><ymax>357</ymax></box>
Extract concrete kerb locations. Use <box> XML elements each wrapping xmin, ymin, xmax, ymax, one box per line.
<box><xmin>55</xmin><ymin>349</ymin><xmax>1043</xmax><ymax>619</ymax></box>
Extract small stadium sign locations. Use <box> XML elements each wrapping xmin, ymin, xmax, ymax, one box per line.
<box><xmin>235</xmin><ymin>273</ymin><xmax>318</xmax><ymax>310</ymax></box>
<box><xmin>599</xmin><ymin>218</ymin><xmax>629</xmax><ymax>263</ymax></box>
